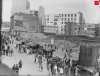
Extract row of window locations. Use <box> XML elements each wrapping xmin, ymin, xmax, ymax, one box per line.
<box><xmin>43</xmin><ymin>26</ymin><xmax>58</xmax><ymax>28</ymax></box>
<box><xmin>60</xmin><ymin>14</ymin><xmax>77</xmax><ymax>17</ymax></box>
<box><xmin>87</xmin><ymin>28</ymin><xmax>95</xmax><ymax>31</ymax></box>
<box><xmin>61</xmin><ymin>18</ymin><xmax>76</xmax><ymax>21</ymax></box>
<box><xmin>46</xmin><ymin>18</ymin><xmax>77</xmax><ymax>23</ymax></box>
<box><xmin>86</xmin><ymin>32</ymin><xmax>94</xmax><ymax>36</ymax></box>
<box><xmin>46</xmin><ymin>18</ymin><xmax>77</xmax><ymax>21</ymax></box>
<box><xmin>46</xmin><ymin>14</ymin><xmax>77</xmax><ymax>17</ymax></box>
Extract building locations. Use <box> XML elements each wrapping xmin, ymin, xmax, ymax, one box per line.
<box><xmin>11</xmin><ymin>0</ymin><xmax>30</xmax><ymax>15</ymax></box>
<box><xmin>10</xmin><ymin>12</ymin><xmax>40</xmax><ymax>38</ymax></box>
<box><xmin>42</xmin><ymin>12</ymin><xmax>85</xmax><ymax>35</ymax></box>
<box><xmin>84</xmin><ymin>24</ymin><xmax>95</xmax><ymax>37</ymax></box>
<box><xmin>1</xmin><ymin>22</ymin><xmax>11</xmax><ymax>32</ymax></box>
<box><xmin>95</xmin><ymin>23</ymin><xmax>100</xmax><ymax>37</ymax></box>
<box><xmin>42</xmin><ymin>14</ymin><xmax>59</xmax><ymax>34</ymax></box>
<box><xmin>65</xmin><ymin>22</ymin><xmax>79</xmax><ymax>35</ymax></box>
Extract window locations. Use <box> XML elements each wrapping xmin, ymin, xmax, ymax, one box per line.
<box><xmin>71</xmin><ymin>14</ymin><xmax>73</xmax><ymax>17</ymax></box>
<box><xmin>71</xmin><ymin>18</ymin><xmax>73</xmax><ymax>21</ymax></box>
<box><xmin>68</xmin><ymin>14</ymin><xmax>70</xmax><ymax>17</ymax></box>
<box><xmin>65</xmin><ymin>14</ymin><xmax>66</xmax><ymax>17</ymax></box>
<box><xmin>75</xmin><ymin>14</ymin><xmax>76</xmax><ymax>17</ymax></box>
<box><xmin>61</xmin><ymin>26</ymin><xmax>63</xmax><ymax>28</ymax></box>
<box><xmin>54</xmin><ymin>19</ymin><xmax>58</xmax><ymax>21</ymax></box>
<box><xmin>61</xmin><ymin>29</ymin><xmax>63</xmax><ymax>31</ymax></box>
<box><xmin>54</xmin><ymin>22</ymin><xmax>57</xmax><ymax>25</ymax></box>
<box><xmin>74</xmin><ymin>28</ymin><xmax>77</xmax><ymax>30</ymax></box>
<box><xmin>47</xmin><ymin>18</ymin><xmax>49</xmax><ymax>21</ymax></box>
<box><xmin>65</xmin><ymin>18</ymin><xmax>66</xmax><ymax>20</ymax></box>
<box><xmin>61</xmin><ymin>22</ymin><xmax>63</xmax><ymax>24</ymax></box>
<box><xmin>62</xmin><ymin>18</ymin><xmax>63</xmax><ymax>21</ymax></box>
<box><xmin>74</xmin><ymin>18</ymin><xmax>76</xmax><ymax>21</ymax></box>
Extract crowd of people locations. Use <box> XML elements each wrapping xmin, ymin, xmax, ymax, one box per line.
<box><xmin>3</xmin><ymin>33</ymin><xmax>99</xmax><ymax>76</ymax></box>
<box><xmin>1</xmin><ymin>35</ymin><xmax>14</xmax><ymax>57</ymax></box>
<box><xmin>1</xmin><ymin>34</ymin><xmax>80</xmax><ymax>76</ymax></box>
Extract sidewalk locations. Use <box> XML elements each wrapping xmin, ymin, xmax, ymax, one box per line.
<box><xmin>0</xmin><ymin>63</ymin><xmax>18</xmax><ymax>76</ymax></box>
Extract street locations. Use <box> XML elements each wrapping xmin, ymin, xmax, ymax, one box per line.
<box><xmin>2</xmin><ymin>37</ymin><xmax>49</xmax><ymax>76</ymax></box>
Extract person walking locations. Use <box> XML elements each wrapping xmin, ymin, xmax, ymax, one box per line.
<box><xmin>60</xmin><ymin>67</ymin><xmax>64</xmax><ymax>76</ymax></box>
<box><xmin>75</xmin><ymin>66</ymin><xmax>79</xmax><ymax>76</ymax></box>
<box><xmin>18</xmin><ymin>60</ymin><xmax>23</xmax><ymax>70</ymax></box>
<box><xmin>12</xmin><ymin>64</ymin><xmax>16</xmax><ymax>71</ymax></box>
<box><xmin>15</xmin><ymin>64</ymin><xmax>19</xmax><ymax>74</ymax></box>
<box><xmin>38</xmin><ymin>55</ymin><xmax>43</xmax><ymax>71</ymax></box>
<box><xmin>34</xmin><ymin>53</ymin><xmax>38</xmax><ymax>63</ymax></box>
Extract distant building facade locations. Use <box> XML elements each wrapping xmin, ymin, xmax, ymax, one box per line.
<box><xmin>84</xmin><ymin>24</ymin><xmax>95</xmax><ymax>37</ymax></box>
<box><xmin>95</xmin><ymin>24</ymin><xmax>100</xmax><ymax>37</ymax></box>
<box><xmin>42</xmin><ymin>12</ymin><xmax>85</xmax><ymax>35</ymax></box>
<box><xmin>10</xmin><ymin>12</ymin><xmax>40</xmax><ymax>38</ymax></box>
<box><xmin>42</xmin><ymin>14</ymin><xmax>59</xmax><ymax>34</ymax></box>
<box><xmin>65</xmin><ymin>22</ymin><xmax>79</xmax><ymax>35</ymax></box>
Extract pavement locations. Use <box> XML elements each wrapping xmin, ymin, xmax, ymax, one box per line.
<box><xmin>0</xmin><ymin>63</ymin><xmax>18</xmax><ymax>76</ymax></box>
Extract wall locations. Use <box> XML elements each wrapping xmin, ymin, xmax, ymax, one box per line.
<box><xmin>79</xmin><ymin>45</ymin><xmax>98</xmax><ymax>67</ymax></box>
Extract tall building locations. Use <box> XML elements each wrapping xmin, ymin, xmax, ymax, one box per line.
<box><xmin>11</xmin><ymin>0</ymin><xmax>30</xmax><ymax>15</ymax></box>
<box><xmin>42</xmin><ymin>12</ymin><xmax>85</xmax><ymax>35</ymax></box>
<box><xmin>78</xmin><ymin>12</ymin><xmax>85</xmax><ymax>35</ymax></box>
<box><xmin>38</xmin><ymin>6</ymin><xmax>45</xmax><ymax>32</ymax></box>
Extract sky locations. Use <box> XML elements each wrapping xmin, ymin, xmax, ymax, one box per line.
<box><xmin>2</xmin><ymin>0</ymin><xmax>100</xmax><ymax>23</ymax></box>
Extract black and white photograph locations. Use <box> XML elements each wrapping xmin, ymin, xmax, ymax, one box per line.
<box><xmin>0</xmin><ymin>0</ymin><xmax>100</xmax><ymax>76</ymax></box>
